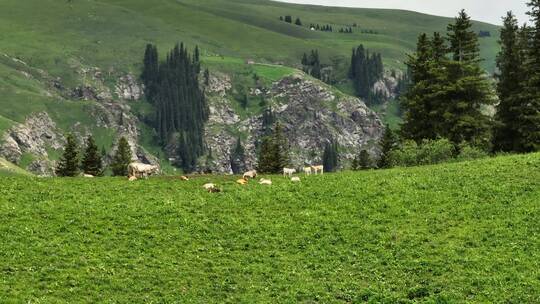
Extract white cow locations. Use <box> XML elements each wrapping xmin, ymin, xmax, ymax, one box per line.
<box><xmin>259</xmin><ymin>178</ymin><xmax>272</xmax><ymax>185</ymax></box>
<box><xmin>243</xmin><ymin>170</ymin><xmax>257</xmax><ymax>179</ymax></box>
<box><xmin>311</xmin><ymin>165</ymin><xmax>324</xmax><ymax>175</ymax></box>
<box><xmin>283</xmin><ymin>168</ymin><xmax>296</xmax><ymax>177</ymax></box>
<box><xmin>291</xmin><ymin>176</ymin><xmax>301</xmax><ymax>183</ymax></box>
<box><xmin>303</xmin><ymin>167</ymin><xmax>312</xmax><ymax>175</ymax></box>
<box><xmin>128</xmin><ymin>162</ymin><xmax>160</xmax><ymax>179</ymax></box>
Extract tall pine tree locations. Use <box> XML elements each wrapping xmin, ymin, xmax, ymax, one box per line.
<box><xmin>520</xmin><ymin>0</ymin><xmax>540</xmax><ymax>151</ymax></box>
<box><xmin>322</xmin><ymin>140</ymin><xmax>339</xmax><ymax>172</ymax></box>
<box><xmin>378</xmin><ymin>125</ymin><xmax>397</xmax><ymax>169</ymax></box>
<box><xmin>81</xmin><ymin>135</ymin><xmax>103</xmax><ymax>176</ymax></box>
<box><xmin>111</xmin><ymin>137</ymin><xmax>133</xmax><ymax>177</ymax></box>
<box><xmin>443</xmin><ymin>10</ymin><xmax>494</xmax><ymax>148</ymax></box>
<box><xmin>56</xmin><ymin>133</ymin><xmax>79</xmax><ymax>177</ymax></box>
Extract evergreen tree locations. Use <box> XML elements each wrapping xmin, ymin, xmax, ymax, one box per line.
<box><xmin>230</xmin><ymin>137</ymin><xmax>246</xmax><ymax>174</ymax></box>
<box><xmin>322</xmin><ymin>140</ymin><xmax>339</xmax><ymax>172</ymax></box>
<box><xmin>443</xmin><ymin>10</ymin><xmax>495</xmax><ymax>147</ymax></box>
<box><xmin>520</xmin><ymin>0</ymin><xmax>540</xmax><ymax>151</ymax></box>
<box><xmin>351</xmin><ymin>156</ymin><xmax>360</xmax><ymax>171</ymax></box>
<box><xmin>81</xmin><ymin>135</ymin><xmax>103</xmax><ymax>176</ymax></box>
<box><xmin>401</xmin><ymin>33</ymin><xmax>440</xmax><ymax>141</ymax></box>
<box><xmin>493</xmin><ymin>12</ymin><xmax>529</xmax><ymax>152</ymax></box>
<box><xmin>257</xmin><ymin>136</ymin><xmax>276</xmax><ymax>174</ymax></box>
<box><xmin>359</xmin><ymin>150</ymin><xmax>372</xmax><ymax>170</ymax></box>
<box><xmin>204</xmin><ymin>68</ymin><xmax>210</xmax><ymax>86</ymax></box>
<box><xmin>378</xmin><ymin>125</ymin><xmax>397</xmax><ymax>169</ymax></box>
<box><xmin>257</xmin><ymin>123</ymin><xmax>290</xmax><ymax>173</ymax></box>
<box><xmin>111</xmin><ymin>137</ymin><xmax>133</xmax><ymax>176</ymax></box>
<box><xmin>284</xmin><ymin>15</ymin><xmax>292</xmax><ymax>23</ymax></box>
<box><xmin>295</xmin><ymin>18</ymin><xmax>302</xmax><ymax>26</ymax></box>
<box><xmin>141</xmin><ymin>44</ymin><xmax>159</xmax><ymax>102</ymax></box>
<box><xmin>55</xmin><ymin>133</ymin><xmax>79</xmax><ymax>177</ymax></box>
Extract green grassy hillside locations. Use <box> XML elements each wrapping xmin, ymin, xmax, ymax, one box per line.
<box><xmin>0</xmin><ymin>157</ymin><xmax>32</xmax><ymax>176</ymax></box>
<box><xmin>0</xmin><ymin>0</ymin><xmax>499</xmax><ymax>84</ymax></box>
<box><xmin>1</xmin><ymin>153</ymin><xmax>538</xmax><ymax>302</ymax></box>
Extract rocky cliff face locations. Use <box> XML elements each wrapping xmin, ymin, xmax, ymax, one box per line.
<box><xmin>199</xmin><ymin>74</ymin><xmax>384</xmax><ymax>173</ymax></box>
<box><xmin>0</xmin><ymin>112</ymin><xmax>64</xmax><ymax>176</ymax></box>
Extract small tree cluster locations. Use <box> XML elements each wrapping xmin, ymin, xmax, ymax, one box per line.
<box><xmin>339</xmin><ymin>27</ymin><xmax>353</xmax><ymax>34</ymax></box>
<box><xmin>56</xmin><ymin>134</ymin><xmax>132</xmax><ymax>177</ymax></box>
<box><xmin>309</xmin><ymin>24</ymin><xmax>333</xmax><ymax>32</ymax></box>
<box><xmin>348</xmin><ymin>45</ymin><xmax>384</xmax><ymax>102</ymax></box>
<box><xmin>301</xmin><ymin>50</ymin><xmax>322</xmax><ymax>79</ymax></box>
<box><xmin>279</xmin><ymin>16</ymin><xmax>301</xmax><ymax>25</ymax></box>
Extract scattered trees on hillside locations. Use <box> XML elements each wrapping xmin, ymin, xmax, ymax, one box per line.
<box><xmin>257</xmin><ymin>123</ymin><xmax>290</xmax><ymax>174</ymax></box>
<box><xmin>401</xmin><ymin>10</ymin><xmax>495</xmax><ymax>149</ymax></box>
<box><xmin>141</xmin><ymin>43</ymin><xmax>209</xmax><ymax>172</ymax></box>
<box><xmin>56</xmin><ymin>133</ymin><xmax>80</xmax><ymax>177</ymax></box>
<box><xmin>295</xmin><ymin>18</ymin><xmax>302</xmax><ymax>26</ymax></box>
<box><xmin>111</xmin><ymin>137</ymin><xmax>133</xmax><ymax>177</ymax></box>
<box><xmin>348</xmin><ymin>45</ymin><xmax>384</xmax><ymax>104</ymax></box>
<box><xmin>309</xmin><ymin>24</ymin><xmax>333</xmax><ymax>32</ymax></box>
<box><xmin>339</xmin><ymin>27</ymin><xmax>353</xmax><ymax>34</ymax></box>
<box><xmin>81</xmin><ymin>135</ymin><xmax>103</xmax><ymax>176</ymax></box>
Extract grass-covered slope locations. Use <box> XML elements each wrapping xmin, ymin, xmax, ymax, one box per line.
<box><xmin>1</xmin><ymin>153</ymin><xmax>538</xmax><ymax>302</ymax></box>
<box><xmin>0</xmin><ymin>0</ymin><xmax>499</xmax><ymax>84</ymax></box>
<box><xmin>0</xmin><ymin>157</ymin><xmax>31</xmax><ymax>177</ymax></box>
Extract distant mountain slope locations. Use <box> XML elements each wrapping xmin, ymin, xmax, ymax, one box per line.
<box><xmin>0</xmin><ymin>0</ymin><xmax>499</xmax><ymax>81</ymax></box>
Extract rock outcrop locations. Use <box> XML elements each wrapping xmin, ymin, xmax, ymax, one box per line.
<box><xmin>199</xmin><ymin>74</ymin><xmax>384</xmax><ymax>173</ymax></box>
<box><xmin>0</xmin><ymin>112</ymin><xmax>65</xmax><ymax>175</ymax></box>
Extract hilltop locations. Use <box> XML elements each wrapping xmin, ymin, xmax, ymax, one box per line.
<box><xmin>1</xmin><ymin>153</ymin><xmax>538</xmax><ymax>302</ymax></box>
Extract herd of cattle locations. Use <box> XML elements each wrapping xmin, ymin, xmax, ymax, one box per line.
<box><xmin>125</xmin><ymin>162</ymin><xmax>325</xmax><ymax>192</ymax></box>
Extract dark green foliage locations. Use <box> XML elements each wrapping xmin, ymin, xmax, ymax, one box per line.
<box><xmin>261</xmin><ymin>108</ymin><xmax>275</xmax><ymax>137</ymax></box>
<box><xmin>257</xmin><ymin>123</ymin><xmax>290</xmax><ymax>174</ymax></box>
<box><xmin>144</xmin><ymin>43</ymin><xmax>209</xmax><ymax>172</ymax></box>
<box><xmin>348</xmin><ymin>45</ymin><xmax>384</xmax><ymax>103</ymax></box>
<box><xmin>378</xmin><ymin>125</ymin><xmax>397</xmax><ymax>169</ymax></box>
<box><xmin>284</xmin><ymin>16</ymin><xmax>292</xmax><ymax>23</ymax></box>
<box><xmin>520</xmin><ymin>0</ymin><xmax>540</xmax><ymax>151</ymax></box>
<box><xmin>389</xmin><ymin>138</ymin><xmax>456</xmax><ymax>167</ymax></box>
<box><xmin>358</xmin><ymin>150</ymin><xmax>372</xmax><ymax>170</ymax></box>
<box><xmin>402</xmin><ymin>11</ymin><xmax>494</xmax><ymax>149</ymax></box>
<box><xmin>322</xmin><ymin>140</ymin><xmax>339</xmax><ymax>172</ymax></box>
<box><xmin>301</xmin><ymin>50</ymin><xmax>322</xmax><ymax>79</ymax></box>
<box><xmin>55</xmin><ymin>133</ymin><xmax>80</xmax><ymax>177</ymax></box>
<box><xmin>204</xmin><ymin>68</ymin><xmax>210</xmax><ymax>86</ymax></box>
<box><xmin>309</xmin><ymin>24</ymin><xmax>333</xmax><ymax>32</ymax></box>
<box><xmin>230</xmin><ymin>137</ymin><xmax>246</xmax><ymax>174</ymax></box>
<box><xmin>239</xmin><ymin>94</ymin><xmax>248</xmax><ymax>109</ymax></box>
<box><xmin>493</xmin><ymin>13</ymin><xmax>529</xmax><ymax>152</ymax></box>
<box><xmin>295</xmin><ymin>18</ymin><xmax>302</xmax><ymax>26</ymax></box>
<box><xmin>81</xmin><ymin>135</ymin><xmax>103</xmax><ymax>177</ymax></box>
<box><xmin>111</xmin><ymin>137</ymin><xmax>132</xmax><ymax>177</ymax></box>
<box><xmin>141</xmin><ymin>44</ymin><xmax>159</xmax><ymax>102</ymax></box>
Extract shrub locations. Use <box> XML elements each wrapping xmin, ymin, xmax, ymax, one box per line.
<box><xmin>417</xmin><ymin>138</ymin><xmax>455</xmax><ymax>165</ymax></box>
<box><xmin>389</xmin><ymin>140</ymin><xmax>419</xmax><ymax>167</ymax></box>
<box><xmin>457</xmin><ymin>143</ymin><xmax>489</xmax><ymax>161</ymax></box>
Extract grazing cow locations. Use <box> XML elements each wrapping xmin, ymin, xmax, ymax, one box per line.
<box><xmin>180</xmin><ymin>176</ymin><xmax>189</xmax><ymax>181</ymax></box>
<box><xmin>243</xmin><ymin>170</ymin><xmax>257</xmax><ymax>179</ymax></box>
<box><xmin>203</xmin><ymin>183</ymin><xmax>220</xmax><ymax>193</ymax></box>
<box><xmin>283</xmin><ymin>168</ymin><xmax>296</xmax><ymax>177</ymax></box>
<box><xmin>83</xmin><ymin>174</ymin><xmax>94</xmax><ymax>178</ymax></box>
<box><xmin>236</xmin><ymin>178</ymin><xmax>248</xmax><ymax>185</ymax></box>
<box><xmin>128</xmin><ymin>162</ymin><xmax>160</xmax><ymax>179</ymax></box>
<box><xmin>128</xmin><ymin>176</ymin><xmax>138</xmax><ymax>182</ymax></box>
<box><xmin>303</xmin><ymin>167</ymin><xmax>312</xmax><ymax>175</ymax></box>
<box><xmin>311</xmin><ymin>165</ymin><xmax>324</xmax><ymax>175</ymax></box>
<box><xmin>259</xmin><ymin>178</ymin><xmax>272</xmax><ymax>185</ymax></box>
<box><xmin>291</xmin><ymin>176</ymin><xmax>301</xmax><ymax>183</ymax></box>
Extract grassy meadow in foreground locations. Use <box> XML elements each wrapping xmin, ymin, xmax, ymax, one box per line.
<box><xmin>0</xmin><ymin>153</ymin><xmax>539</xmax><ymax>302</ymax></box>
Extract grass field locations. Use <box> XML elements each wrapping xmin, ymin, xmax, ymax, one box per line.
<box><xmin>1</xmin><ymin>153</ymin><xmax>538</xmax><ymax>302</ymax></box>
